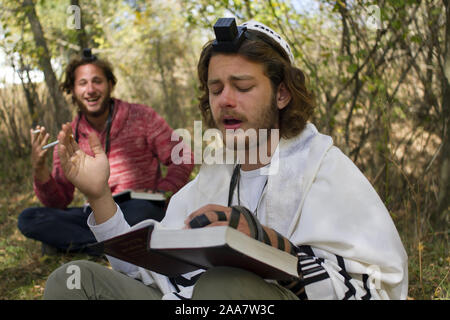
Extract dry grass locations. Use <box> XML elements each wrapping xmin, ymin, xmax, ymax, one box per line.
<box><xmin>0</xmin><ymin>158</ymin><xmax>108</xmax><ymax>299</ymax></box>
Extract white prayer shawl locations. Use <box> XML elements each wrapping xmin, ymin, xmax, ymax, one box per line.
<box><xmin>98</xmin><ymin>123</ymin><xmax>408</xmax><ymax>300</ymax></box>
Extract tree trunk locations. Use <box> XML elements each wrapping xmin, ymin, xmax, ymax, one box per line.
<box><xmin>16</xmin><ymin>62</ymin><xmax>37</xmax><ymax>127</ymax></box>
<box><xmin>23</xmin><ymin>0</ymin><xmax>71</xmax><ymax>130</ymax></box>
<box><xmin>155</xmin><ymin>39</ymin><xmax>183</xmax><ymax>128</ymax></box>
<box><xmin>436</xmin><ymin>0</ymin><xmax>450</xmax><ymax>226</ymax></box>
<box><xmin>244</xmin><ymin>0</ymin><xmax>254</xmax><ymax>19</ymax></box>
<box><xmin>17</xmin><ymin>53</ymin><xmax>43</xmax><ymax>127</ymax></box>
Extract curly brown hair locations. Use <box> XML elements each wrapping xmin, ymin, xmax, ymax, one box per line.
<box><xmin>60</xmin><ymin>55</ymin><xmax>117</xmax><ymax>102</ymax></box>
<box><xmin>197</xmin><ymin>30</ymin><xmax>315</xmax><ymax>139</ymax></box>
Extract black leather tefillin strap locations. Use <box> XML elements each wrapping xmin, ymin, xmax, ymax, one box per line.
<box><xmin>227</xmin><ymin>164</ymin><xmax>267</xmax><ymax>243</ymax></box>
<box><xmin>227</xmin><ymin>164</ymin><xmax>298</xmax><ymax>255</ymax></box>
<box><xmin>227</xmin><ymin>164</ymin><xmax>241</xmax><ymax>207</ymax></box>
<box><xmin>188</xmin><ymin>210</ymin><xmax>228</xmax><ymax>229</ymax></box>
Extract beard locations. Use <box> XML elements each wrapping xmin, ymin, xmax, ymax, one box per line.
<box><xmin>216</xmin><ymin>93</ymin><xmax>280</xmax><ymax>153</ymax></box>
<box><xmin>73</xmin><ymin>89</ymin><xmax>112</xmax><ymax>118</ymax></box>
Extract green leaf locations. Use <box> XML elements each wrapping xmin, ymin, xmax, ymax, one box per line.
<box><xmin>347</xmin><ymin>63</ymin><xmax>358</xmax><ymax>74</ymax></box>
<box><xmin>410</xmin><ymin>35</ymin><xmax>422</xmax><ymax>44</ymax></box>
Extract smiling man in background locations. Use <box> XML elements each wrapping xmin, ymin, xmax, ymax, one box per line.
<box><xmin>18</xmin><ymin>49</ymin><xmax>194</xmax><ymax>255</ymax></box>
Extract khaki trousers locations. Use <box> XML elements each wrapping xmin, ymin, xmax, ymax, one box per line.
<box><xmin>43</xmin><ymin>260</ymin><xmax>299</xmax><ymax>300</ymax></box>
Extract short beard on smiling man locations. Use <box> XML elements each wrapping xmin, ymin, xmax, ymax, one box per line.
<box><xmin>74</xmin><ymin>89</ymin><xmax>112</xmax><ymax>118</ymax></box>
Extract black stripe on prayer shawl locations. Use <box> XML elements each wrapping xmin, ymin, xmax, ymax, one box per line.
<box><xmin>169</xmin><ymin>277</ymin><xmax>181</xmax><ymax>292</ymax></box>
<box><xmin>302</xmin><ymin>272</ymin><xmax>330</xmax><ymax>286</ymax></box>
<box><xmin>297</xmin><ymin>254</ymin><xmax>330</xmax><ymax>285</ymax></box>
<box><xmin>336</xmin><ymin>254</ymin><xmax>358</xmax><ymax>299</ymax></box>
<box><xmin>336</xmin><ymin>255</ymin><xmax>346</xmax><ymax>271</ymax></box>
<box><xmin>298</xmin><ymin>288</ymin><xmax>308</xmax><ymax>300</ymax></box>
<box><xmin>302</xmin><ymin>265</ymin><xmax>325</xmax><ymax>276</ymax></box>
<box><xmin>298</xmin><ymin>255</ymin><xmax>315</xmax><ymax>262</ymax></box>
<box><xmin>297</xmin><ymin>245</ymin><xmax>315</xmax><ymax>256</ymax></box>
<box><xmin>282</xmin><ymin>249</ymin><xmax>330</xmax><ymax>299</ymax></box>
<box><xmin>173</xmin><ymin>292</ymin><xmax>190</xmax><ymax>300</ymax></box>
<box><xmin>339</xmin><ymin>269</ymin><xmax>357</xmax><ymax>300</ymax></box>
<box><xmin>296</xmin><ymin>246</ymin><xmax>334</xmax><ymax>288</ymax></box>
<box><xmin>361</xmin><ymin>274</ymin><xmax>372</xmax><ymax>300</ymax></box>
<box><xmin>298</xmin><ymin>256</ymin><xmax>324</xmax><ymax>269</ymax></box>
<box><xmin>300</xmin><ymin>261</ymin><xmax>320</xmax><ymax>268</ymax></box>
<box><xmin>172</xmin><ymin>273</ymin><xmax>203</xmax><ymax>287</ymax></box>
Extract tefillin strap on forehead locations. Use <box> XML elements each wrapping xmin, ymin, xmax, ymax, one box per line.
<box><xmin>81</xmin><ymin>48</ymin><xmax>97</xmax><ymax>62</ymax></box>
<box><xmin>212</xmin><ymin>18</ymin><xmax>247</xmax><ymax>53</ymax></box>
<box><xmin>211</xmin><ymin>18</ymin><xmax>294</xmax><ymax>64</ymax></box>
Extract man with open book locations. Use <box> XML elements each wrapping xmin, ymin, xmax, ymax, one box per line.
<box><xmin>43</xmin><ymin>19</ymin><xmax>408</xmax><ymax>300</ymax></box>
<box><xmin>18</xmin><ymin>49</ymin><xmax>194</xmax><ymax>255</ymax></box>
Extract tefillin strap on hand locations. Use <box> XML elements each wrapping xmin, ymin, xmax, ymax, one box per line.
<box><xmin>188</xmin><ymin>206</ymin><xmax>298</xmax><ymax>256</ymax></box>
<box><xmin>188</xmin><ymin>211</ymin><xmax>227</xmax><ymax>229</ymax></box>
<box><xmin>230</xmin><ymin>206</ymin><xmax>298</xmax><ymax>257</ymax></box>
<box><xmin>188</xmin><ymin>206</ymin><xmax>265</xmax><ymax>242</ymax></box>
<box><xmin>82</xmin><ymin>48</ymin><xmax>97</xmax><ymax>62</ymax></box>
<box><xmin>228</xmin><ymin>206</ymin><xmax>266</xmax><ymax>243</ymax></box>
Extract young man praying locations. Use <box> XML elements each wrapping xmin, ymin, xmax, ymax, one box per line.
<box><xmin>43</xmin><ymin>19</ymin><xmax>408</xmax><ymax>300</ymax></box>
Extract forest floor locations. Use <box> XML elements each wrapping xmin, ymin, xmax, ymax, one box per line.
<box><xmin>0</xmin><ymin>157</ymin><xmax>448</xmax><ymax>300</ymax></box>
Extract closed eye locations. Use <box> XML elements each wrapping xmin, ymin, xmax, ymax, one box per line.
<box><xmin>210</xmin><ymin>88</ymin><xmax>222</xmax><ymax>96</ymax></box>
<box><xmin>236</xmin><ymin>86</ymin><xmax>253</xmax><ymax>92</ymax></box>
<box><xmin>209</xmin><ymin>85</ymin><xmax>223</xmax><ymax>96</ymax></box>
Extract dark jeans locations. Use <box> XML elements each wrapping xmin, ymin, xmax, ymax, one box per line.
<box><xmin>17</xmin><ymin>199</ymin><xmax>165</xmax><ymax>255</ymax></box>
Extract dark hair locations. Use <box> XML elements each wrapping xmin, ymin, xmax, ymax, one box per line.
<box><xmin>60</xmin><ymin>56</ymin><xmax>117</xmax><ymax>97</ymax></box>
<box><xmin>197</xmin><ymin>30</ymin><xmax>315</xmax><ymax>139</ymax></box>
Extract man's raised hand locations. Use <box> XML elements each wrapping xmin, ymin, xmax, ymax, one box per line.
<box><xmin>57</xmin><ymin>123</ymin><xmax>110</xmax><ymax>201</ymax></box>
<box><xmin>30</xmin><ymin>125</ymin><xmax>51</xmax><ymax>182</ymax></box>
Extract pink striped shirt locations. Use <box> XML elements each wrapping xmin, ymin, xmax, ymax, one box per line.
<box><xmin>34</xmin><ymin>98</ymin><xmax>194</xmax><ymax>209</ymax></box>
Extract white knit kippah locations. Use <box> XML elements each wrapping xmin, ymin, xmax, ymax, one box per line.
<box><xmin>241</xmin><ymin>20</ymin><xmax>294</xmax><ymax>64</ymax></box>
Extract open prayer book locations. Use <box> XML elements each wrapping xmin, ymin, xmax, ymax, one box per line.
<box><xmin>88</xmin><ymin>220</ymin><xmax>299</xmax><ymax>280</ymax></box>
<box><xmin>112</xmin><ymin>190</ymin><xmax>166</xmax><ymax>203</ymax></box>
